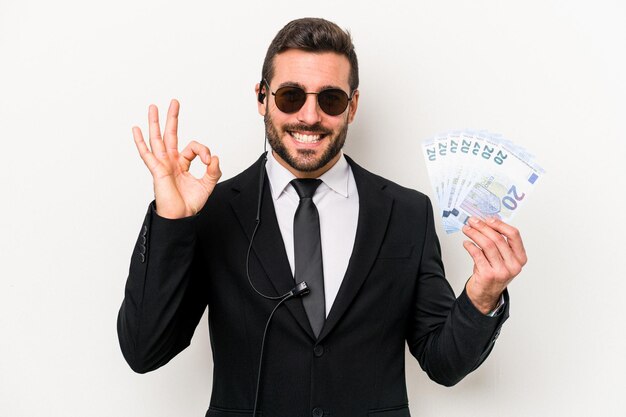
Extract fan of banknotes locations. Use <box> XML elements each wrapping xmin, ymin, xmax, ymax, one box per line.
<box><xmin>422</xmin><ymin>130</ymin><xmax>545</xmax><ymax>234</ymax></box>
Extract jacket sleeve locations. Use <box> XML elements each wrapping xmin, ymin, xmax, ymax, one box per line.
<box><xmin>117</xmin><ymin>201</ymin><xmax>208</xmax><ymax>374</ymax></box>
<box><xmin>406</xmin><ymin>197</ymin><xmax>509</xmax><ymax>386</ymax></box>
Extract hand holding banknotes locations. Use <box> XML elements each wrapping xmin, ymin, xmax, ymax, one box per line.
<box><xmin>421</xmin><ymin>130</ymin><xmax>541</xmax><ymax>312</ymax></box>
<box><xmin>462</xmin><ymin>216</ymin><xmax>527</xmax><ymax>314</ymax></box>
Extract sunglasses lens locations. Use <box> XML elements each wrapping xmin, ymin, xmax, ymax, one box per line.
<box><xmin>274</xmin><ymin>87</ymin><xmax>306</xmax><ymax>113</ymax></box>
<box><xmin>318</xmin><ymin>89</ymin><xmax>349</xmax><ymax>116</ymax></box>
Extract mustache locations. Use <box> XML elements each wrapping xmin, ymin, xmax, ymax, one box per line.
<box><xmin>283</xmin><ymin>123</ymin><xmax>332</xmax><ymax>135</ymax></box>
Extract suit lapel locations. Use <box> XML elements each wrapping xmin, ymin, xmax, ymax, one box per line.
<box><xmin>230</xmin><ymin>155</ymin><xmax>315</xmax><ymax>340</ymax></box>
<box><xmin>318</xmin><ymin>156</ymin><xmax>394</xmax><ymax>342</ymax></box>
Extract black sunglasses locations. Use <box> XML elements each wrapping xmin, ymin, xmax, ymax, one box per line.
<box><xmin>269</xmin><ymin>84</ymin><xmax>355</xmax><ymax>116</ymax></box>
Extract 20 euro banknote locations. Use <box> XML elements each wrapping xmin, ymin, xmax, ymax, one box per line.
<box><xmin>422</xmin><ymin>131</ymin><xmax>545</xmax><ymax>233</ymax></box>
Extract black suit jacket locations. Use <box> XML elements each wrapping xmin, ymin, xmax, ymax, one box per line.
<box><xmin>117</xmin><ymin>154</ymin><xmax>508</xmax><ymax>417</ymax></box>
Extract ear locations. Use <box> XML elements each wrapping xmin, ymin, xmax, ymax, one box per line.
<box><xmin>256</xmin><ymin>82</ymin><xmax>267</xmax><ymax>116</ymax></box>
<box><xmin>347</xmin><ymin>90</ymin><xmax>359</xmax><ymax>124</ymax></box>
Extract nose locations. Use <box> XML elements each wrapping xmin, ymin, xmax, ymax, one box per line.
<box><xmin>296</xmin><ymin>93</ymin><xmax>323</xmax><ymax>126</ymax></box>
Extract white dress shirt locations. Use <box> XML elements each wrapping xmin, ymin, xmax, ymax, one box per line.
<box><xmin>265</xmin><ymin>151</ymin><xmax>359</xmax><ymax>317</ymax></box>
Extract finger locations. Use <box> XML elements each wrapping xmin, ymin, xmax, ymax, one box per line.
<box><xmin>485</xmin><ymin>217</ymin><xmax>528</xmax><ymax>265</ymax></box>
<box><xmin>179</xmin><ymin>141</ymin><xmax>211</xmax><ymax>172</ymax></box>
<box><xmin>462</xmin><ymin>240</ymin><xmax>491</xmax><ymax>273</ymax></box>
<box><xmin>132</xmin><ymin>126</ymin><xmax>161</xmax><ymax>174</ymax></box>
<box><xmin>468</xmin><ymin>217</ymin><xmax>523</xmax><ymax>278</ymax></box>
<box><xmin>163</xmin><ymin>99</ymin><xmax>180</xmax><ymax>152</ymax></box>
<box><xmin>467</xmin><ymin>217</ymin><xmax>518</xmax><ymax>270</ymax></box>
<box><xmin>462</xmin><ymin>221</ymin><xmax>504</xmax><ymax>268</ymax></box>
<box><xmin>201</xmin><ymin>155</ymin><xmax>222</xmax><ymax>191</ymax></box>
<box><xmin>148</xmin><ymin>104</ymin><xmax>166</xmax><ymax>156</ymax></box>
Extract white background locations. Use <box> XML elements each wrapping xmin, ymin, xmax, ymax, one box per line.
<box><xmin>1</xmin><ymin>0</ymin><xmax>625</xmax><ymax>416</ymax></box>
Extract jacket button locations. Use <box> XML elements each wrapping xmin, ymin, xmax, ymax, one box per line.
<box><xmin>313</xmin><ymin>345</ymin><xmax>324</xmax><ymax>357</ymax></box>
<box><xmin>139</xmin><ymin>253</ymin><xmax>145</xmax><ymax>263</ymax></box>
<box><xmin>139</xmin><ymin>244</ymin><xmax>146</xmax><ymax>255</ymax></box>
<box><xmin>312</xmin><ymin>407</ymin><xmax>323</xmax><ymax>417</ymax></box>
<box><xmin>142</xmin><ymin>225</ymin><xmax>148</xmax><ymax>236</ymax></box>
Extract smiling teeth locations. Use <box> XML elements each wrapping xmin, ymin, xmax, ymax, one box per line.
<box><xmin>292</xmin><ymin>132</ymin><xmax>321</xmax><ymax>143</ymax></box>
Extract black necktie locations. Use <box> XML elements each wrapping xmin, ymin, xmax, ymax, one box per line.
<box><xmin>291</xmin><ymin>178</ymin><xmax>325</xmax><ymax>338</ymax></box>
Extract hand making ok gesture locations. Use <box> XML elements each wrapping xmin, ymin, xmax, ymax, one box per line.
<box><xmin>132</xmin><ymin>99</ymin><xmax>221</xmax><ymax>219</ymax></box>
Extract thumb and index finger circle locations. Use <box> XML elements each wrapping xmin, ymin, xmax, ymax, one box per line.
<box><xmin>178</xmin><ymin>141</ymin><xmax>212</xmax><ymax>172</ymax></box>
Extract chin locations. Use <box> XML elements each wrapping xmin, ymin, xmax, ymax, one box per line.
<box><xmin>265</xmin><ymin>113</ymin><xmax>348</xmax><ymax>174</ymax></box>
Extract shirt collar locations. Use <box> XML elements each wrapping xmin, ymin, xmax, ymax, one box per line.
<box><xmin>266</xmin><ymin>150</ymin><xmax>350</xmax><ymax>200</ymax></box>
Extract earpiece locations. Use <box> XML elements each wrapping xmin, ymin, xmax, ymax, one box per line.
<box><xmin>257</xmin><ymin>79</ymin><xmax>266</xmax><ymax>103</ymax></box>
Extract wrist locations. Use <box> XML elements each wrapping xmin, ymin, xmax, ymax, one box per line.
<box><xmin>465</xmin><ymin>276</ymin><xmax>503</xmax><ymax>315</ymax></box>
<box><xmin>154</xmin><ymin>198</ymin><xmax>196</xmax><ymax>219</ymax></box>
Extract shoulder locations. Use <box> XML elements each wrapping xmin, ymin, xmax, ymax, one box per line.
<box><xmin>209</xmin><ymin>155</ymin><xmax>265</xmax><ymax>199</ymax></box>
<box><xmin>194</xmin><ymin>154</ymin><xmax>265</xmax><ymax>223</ymax></box>
<box><xmin>345</xmin><ymin>154</ymin><xmax>432</xmax><ymax>210</ymax></box>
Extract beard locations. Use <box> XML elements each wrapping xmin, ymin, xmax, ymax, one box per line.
<box><xmin>264</xmin><ymin>112</ymin><xmax>348</xmax><ymax>173</ymax></box>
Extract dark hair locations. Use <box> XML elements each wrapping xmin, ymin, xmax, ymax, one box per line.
<box><xmin>261</xmin><ymin>18</ymin><xmax>359</xmax><ymax>92</ymax></box>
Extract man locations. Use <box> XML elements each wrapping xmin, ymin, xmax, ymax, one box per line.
<box><xmin>118</xmin><ymin>18</ymin><xmax>526</xmax><ymax>417</ymax></box>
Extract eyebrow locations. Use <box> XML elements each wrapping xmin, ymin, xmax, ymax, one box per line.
<box><xmin>275</xmin><ymin>81</ymin><xmax>348</xmax><ymax>92</ymax></box>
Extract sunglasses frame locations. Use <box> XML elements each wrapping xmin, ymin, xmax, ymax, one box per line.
<box><xmin>263</xmin><ymin>81</ymin><xmax>356</xmax><ymax>116</ymax></box>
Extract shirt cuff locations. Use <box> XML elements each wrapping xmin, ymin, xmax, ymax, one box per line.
<box><xmin>486</xmin><ymin>293</ymin><xmax>506</xmax><ymax>317</ymax></box>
